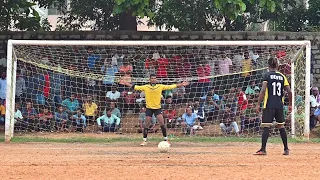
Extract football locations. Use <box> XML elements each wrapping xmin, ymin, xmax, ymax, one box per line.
<box><xmin>158</xmin><ymin>141</ymin><xmax>171</xmax><ymax>153</ymax></box>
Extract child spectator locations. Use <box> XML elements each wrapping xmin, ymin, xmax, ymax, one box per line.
<box><xmin>22</xmin><ymin>102</ymin><xmax>38</xmax><ymax>131</ymax></box>
<box><xmin>96</xmin><ymin>107</ymin><xmax>121</xmax><ymax>133</ymax></box>
<box><xmin>54</xmin><ymin>105</ymin><xmax>69</xmax><ymax>132</ymax></box>
<box><xmin>38</xmin><ymin>106</ymin><xmax>54</xmax><ymax>132</ymax></box>
<box><xmin>62</xmin><ymin>94</ymin><xmax>80</xmax><ymax>116</ymax></box>
<box><xmin>83</xmin><ymin>95</ymin><xmax>98</xmax><ymax>127</ymax></box>
<box><xmin>71</xmin><ymin>108</ymin><xmax>86</xmax><ymax>133</ymax></box>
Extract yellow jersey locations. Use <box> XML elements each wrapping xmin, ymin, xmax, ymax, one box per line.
<box><xmin>241</xmin><ymin>59</ymin><xmax>252</xmax><ymax>77</ymax></box>
<box><xmin>83</xmin><ymin>102</ymin><xmax>98</xmax><ymax>116</ymax></box>
<box><xmin>134</xmin><ymin>84</ymin><xmax>177</xmax><ymax>109</ymax></box>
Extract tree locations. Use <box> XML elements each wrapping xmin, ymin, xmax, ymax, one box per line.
<box><xmin>0</xmin><ymin>0</ymin><xmax>41</xmax><ymax>31</ymax></box>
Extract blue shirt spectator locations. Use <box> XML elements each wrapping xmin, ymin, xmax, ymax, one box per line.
<box><xmin>54</xmin><ymin>111</ymin><xmax>68</xmax><ymax>122</ymax></box>
<box><xmin>72</xmin><ymin>114</ymin><xmax>86</xmax><ymax>127</ymax></box>
<box><xmin>96</xmin><ymin>114</ymin><xmax>121</xmax><ymax>126</ymax></box>
<box><xmin>62</xmin><ymin>95</ymin><xmax>79</xmax><ymax>114</ymax></box>
<box><xmin>101</xmin><ymin>65</ymin><xmax>118</xmax><ymax>85</ymax></box>
<box><xmin>182</xmin><ymin>112</ymin><xmax>198</xmax><ymax>127</ymax></box>
<box><xmin>88</xmin><ymin>54</ymin><xmax>100</xmax><ymax>69</ymax></box>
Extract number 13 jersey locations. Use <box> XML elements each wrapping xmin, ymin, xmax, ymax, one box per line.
<box><xmin>263</xmin><ymin>71</ymin><xmax>289</xmax><ymax>109</ymax></box>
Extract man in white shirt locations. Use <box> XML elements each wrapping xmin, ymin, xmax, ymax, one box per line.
<box><xmin>106</xmin><ymin>86</ymin><xmax>120</xmax><ymax>101</ymax></box>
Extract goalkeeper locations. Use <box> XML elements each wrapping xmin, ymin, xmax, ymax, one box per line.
<box><xmin>123</xmin><ymin>74</ymin><xmax>189</xmax><ymax>146</ymax></box>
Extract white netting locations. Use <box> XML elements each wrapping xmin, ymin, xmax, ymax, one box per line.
<box><xmin>5</xmin><ymin>42</ymin><xmax>308</xmax><ymax>138</ymax></box>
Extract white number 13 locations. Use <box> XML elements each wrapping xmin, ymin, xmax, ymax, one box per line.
<box><xmin>272</xmin><ymin>82</ymin><xmax>282</xmax><ymax>96</ymax></box>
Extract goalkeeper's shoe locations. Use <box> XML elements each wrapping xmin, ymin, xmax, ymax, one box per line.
<box><xmin>140</xmin><ymin>141</ymin><xmax>147</xmax><ymax>146</ymax></box>
<box><xmin>253</xmin><ymin>150</ymin><xmax>267</xmax><ymax>155</ymax></box>
<box><xmin>283</xmin><ymin>149</ymin><xmax>290</xmax><ymax>155</ymax></box>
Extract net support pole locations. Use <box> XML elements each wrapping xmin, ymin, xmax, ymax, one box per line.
<box><xmin>304</xmin><ymin>42</ymin><xmax>311</xmax><ymax>140</ymax></box>
<box><xmin>5</xmin><ymin>40</ymin><xmax>17</xmax><ymax>142</ymax></box>
<box><xmin>291</xmin><ymin>54</ymin><xmax>295</xmax><ymax>138</ymax></box>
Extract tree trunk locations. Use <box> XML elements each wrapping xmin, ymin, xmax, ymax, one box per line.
<box><xmin>119</xmin><ymin>10</ymin><xmax>137</xmax><ymax>30</ymax></box>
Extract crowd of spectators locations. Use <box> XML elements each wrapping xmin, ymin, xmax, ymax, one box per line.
<box><xmin>0</xmin><ymin>45</ymin><xmax>312</xmax><ymax>136</ymax></box>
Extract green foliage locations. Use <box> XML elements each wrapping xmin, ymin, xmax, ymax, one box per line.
<box><xmin>114</xmin><ymin>0</ymin><xmax>154</xmax><ymax>18</ymax></box>
<box><xmin>40</xmin><ymin>18</ymin><xmax>52</xmax><ymax>31</ymax></box>
<box><xmin>0</xmin><ymin>0</ymin><xmax>42</xmax><ymax>31</ymax></box>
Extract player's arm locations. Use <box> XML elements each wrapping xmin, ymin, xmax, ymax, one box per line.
<box><xmin>162</xmin><ymin>81</ymin><xmax>189</xmax><ymax>90</ymax></box>
<box><xmin>121</xmin><ymin>82</ymin><xmax>145</xmax><ymax>91</ymax></box>
<box><xmin>257</xmin><ymin>81</ymin><xmax>267</xmax><ymax>112</ymax></box>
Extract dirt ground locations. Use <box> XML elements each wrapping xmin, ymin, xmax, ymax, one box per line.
<box><xmin>1</xmin><ymin>140</ymin><xmax>320</xmax><ymax>180</ymax></box>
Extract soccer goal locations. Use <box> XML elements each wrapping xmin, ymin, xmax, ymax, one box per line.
<box><xmin>5</xmin><ymin>40</ymin><xmax>311</xmax><ymax>142</ymax></box>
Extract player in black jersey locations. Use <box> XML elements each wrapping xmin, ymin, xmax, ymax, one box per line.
<box><xmin>254</xmin><ymin>58</ymin><xmax>292</xmax><ymax>155</ymax></box>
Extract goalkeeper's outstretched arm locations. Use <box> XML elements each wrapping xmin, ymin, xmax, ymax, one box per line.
<box><xmin>162</xmin><ymin>81</ymin><xmax>190</xmax><ymax>90</ymax></box>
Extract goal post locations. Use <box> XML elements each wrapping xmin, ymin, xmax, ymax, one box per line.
<box><xmin>5</xmin><ymin>40</ymin><xmax>311</xmax><ymax>142</ymax></box>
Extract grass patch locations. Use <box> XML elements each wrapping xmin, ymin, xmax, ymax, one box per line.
<box><xmin>1</xmin><ymin>136</ymin><xmax>319</xmax><ymax>144</ymax></box>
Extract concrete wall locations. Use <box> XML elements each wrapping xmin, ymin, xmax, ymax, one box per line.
<box><xmin>0</xmin><ymin>31</ymin><xmax>319</xmax><ymax>86</ymax></box>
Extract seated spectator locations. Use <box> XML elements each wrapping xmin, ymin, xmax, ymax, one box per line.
<box><xmin>38</xmin><ymin>106</ymin><xmax>54</xmax><ymax>132</ymax></box>
<box><xmin>225</xmin><ymin>87</ymin><xmax>238</xmax><ymax>114</ymax></box>
<box><xmin>83</xmin><ymin>95</ymin><xmax>98</xmax><ymax>127</ymax></box>
<box><xmin>103</xmin><ymin>102</ymin><xmax>121</xmax><ymax>118</ymax></box>
<box><xmin>96</xmin><ymin>107</ymin><xmax>121</xmax><ymax>133</ymax></box>
<box><xmin>14</xmin><ymin>104</ymin><xmax>23</xmax><ymax>130</ymax></box>
<box><xmin>219</xmin><ymin>105</ymin><xmax>240</xmax><ymax>137</ymax></box>
<box><xmin>181</xmin><ymin>107</ymin><xmax>199</xmax><ymax>135</ymax></box>
<box><xmin>203</xmin><ymin>96</ymin><xmax>220</xmax><ymax>121</ymax></box>
<box><xmin>245</xmin><ymin>81</ymin><xmax>260</xmax><ymax>95</ymax></box>
<box><xmin>0</xmin><ymin>100</ymin><xmax>5</xmax><ymax>124</ymax></box>
<box><xmin>138</xmin><ymin>107</ymin><xmax>157</xmax><ymax>133</ymax></box>
<box><xmin>54</xmin><ymin>105</ymin><xmax>69</xmax><ymax>132</ymax></box>
<box><xmin>35</xmin><ymin>87</ymin><xmax>47</xmax><ymax>106</ymax></box>
<box><xmin>135</xmin><ymin>91</ymin><xmax>145</xmax><ymax>106</ymax></box>
<box><xmin>71</xmin><ymin>108</ymin><xmax>86</xmax><ymax>133</ymax></box>
<box><xmin>62</xmin><ymin>94</ymin><xmax>79</xmax><ymax>116</ymax></box>
<box><xmin>192</xmin><ymin>101</ymin><xmax>205</xmax><ymax>126</ymax></box>
<box><xmin>240</xmin><ymin>100</ymin><xmax>260</xmax><ymax>133</ymax></box>
<box><xmin>162</xmin><ymin>96</ymin><xmax>175</xmax><ymax>109</ymax></box>
<box><xmin>106</xmin><ymin>86</ymin><xmax>120</xmax><ymax>102</ymax></box>
<box><xmin>163</xmin><ymin>104</ymin><xmax>178</xmax><ymax>128</ymax></box>
<box><xmin>22</xmin><ymin>102</ymin><xmax>38</xmax><ymax>131</ymax></box>
<box><xmin>172</xmin><ymin>86</ymin><xmax>186</xmax><ymax>104</ymax></box>
<box><xmin>201</xmin><ymin>89</ymin><xmax>220</xmax><ymax>102</ymax></box>
<box><xmin>120</xmin><ymin>90</ymin><xmax>137</xmax><ymax>113</ymax></box>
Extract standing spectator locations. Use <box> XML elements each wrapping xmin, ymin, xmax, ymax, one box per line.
<box><xmin>106</xmin><ymin>86</ymin><xmax>121</xmax><ymax>102</ymax></box>
<box><xmin>38</xmin><ymin>106</ymin><xmax>54</xmax><ymax>132</ymax></box>
<box><xmin>54</xmin><ymin>105</ymin><xmax>69</xmax><ymax>132</ymax></box>
<box><xmin>62</xmin><ymin>94</ymin><xmax>80</xmax><ymax>116</ymax></box>
<box><xmin>96</xmin><ymin>107</ymin><xmax>121</xmax><ymax>133</ymax></box>
<box><xmin>219</xmin><ymin>105</ymin><xmax>240</xmax><ymax>137</ymax></box>
<box><xmin>203</xmin><ymin>96</ymin><xmax>220</xmax><ymax>122</ymax></box>
<box><xmin>83</xmin><ymin>95</ymin><xmax>98</xmax><ymax>127</ymax></box>
<box><xmin>87</xmin><ymin>46</ymin><xmax>100</xmax><ymax>71</ymax></box>
<box><xmin>233</xmin><ymin>47</ymin><xmax>244</xmax><ymax>72</ymax></box>
<box><xmin>15</xmin><ymin>70</ymin><xmax>26</xmax><ymax>103</ymax></box>
<box><xmin>145</xmin><ymin>55</ymin><xmax>157</xmax><ymax>78</ymax></box>
<box><xmin>42</xmin><ymin>69</ymin><xmax>50</xmax><ymax>99</ymax></box>
<box><xmin>71</xmin><ymin>108</ymin><xmax>86</xmax><ymax>133</ymax></box>
<box><xmin>218</xmin><ymin>53</ymin><xmax>233</xmax><ymax>75</ymax></box>
<box><xmin>195</xmin><ymin>63</ymin><xmax>211</xmax><ymax>97</ymax></box>
<box><xmin>241</xmin><ymin>51</ymin><xmax>252</xmax><ymax>77</ymax></box>
<box><xmin>22</xmin><ymin>102</ymin><xmax>38</xmax><ymax>131</ymax></box>
<box><xmin>0</xmin><ymin>71</ymin><xmax>7</xmax><ymax>103</ymax></box>
<box><xmin>118</xmin><ymin>61</ymin><xmax>133</xmax><ymax>92</ymax></box>
<box><xmin>101</xmin><ymin>61</ymin><xmax>118</xmax><ymax>92</ymax></box>
<box><xmin>156</xmin><ymin>54</ymin><xmax>169</xmax><ymax>78</ymax></box>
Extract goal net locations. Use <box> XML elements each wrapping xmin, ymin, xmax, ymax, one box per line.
<box><xmin>4</xmin><ymin>40</ymin><xmax>311</xmax><ymax>141</ymax></box>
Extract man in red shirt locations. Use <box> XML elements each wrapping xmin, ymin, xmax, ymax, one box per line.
<box><xmin>156</xmin><ymin>57</ymin><xmax>169</xmax><ymax>78</ymax></box>
<box><xmin>195</xmin><ymin>63</ymin><xmax>211</xmax><ymax>97</ymax></box>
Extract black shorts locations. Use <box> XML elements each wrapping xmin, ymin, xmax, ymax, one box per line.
<box><xmin>262</xmin><ymin>108</ymin><xmax>285</xmax><ymax>125</ymax></box>
<box><xmin>146</xmin><ymin>108</ymin><xmax>162</xmax><ymax>118</ymax></box>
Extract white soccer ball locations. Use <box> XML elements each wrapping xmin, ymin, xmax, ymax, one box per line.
<box><xmin>158</xmin><ymin>141</ymin><xmax>171</xmax><ymax>153</ymax></box>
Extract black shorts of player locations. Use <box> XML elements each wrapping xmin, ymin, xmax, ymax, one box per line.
<box><xmin>262</xmin><ymin>108</ymin><xmax>285</xmax><ymax>125</ymax></box>
<box><xmin>146</xmin><ymin>108</ymin><xmax>162</xmax><ymax>117</ymax></box>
